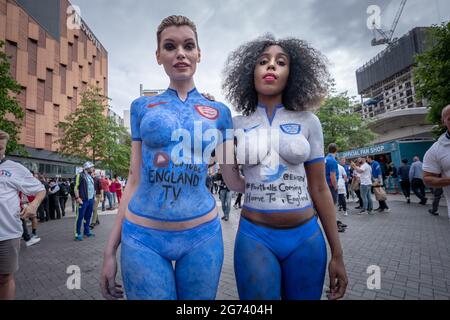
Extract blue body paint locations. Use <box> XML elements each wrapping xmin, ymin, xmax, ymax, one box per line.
<box><xmin>234</xmin><ymin>216</ymin><xmax>327</xmax><ymax>300</ymax></box>
<box><xmin>123</xmin><ymin>88</ymin><xmax>233</xmax><ymax>299</ymax></box>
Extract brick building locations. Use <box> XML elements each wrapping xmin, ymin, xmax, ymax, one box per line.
<box><xmin>0</xmin><ymin>0</ymin><xmax>108</xmax><ymax>177</ymax></box>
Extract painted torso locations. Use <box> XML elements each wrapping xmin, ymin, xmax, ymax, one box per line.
<box><xmin>233</xmin><ymin>105</ymin><xmax>324</xmax><ymax>214</ymax></box>
<box><xmin>128</xmin><ymin>88</ymin><xmax>232</xmax><ymax>221</ymax></box>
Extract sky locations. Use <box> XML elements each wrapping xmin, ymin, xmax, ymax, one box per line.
<box><xmin>70</xmin><ymin>0</ymin><xmax>450</xmax><ymax>117</ymax></box>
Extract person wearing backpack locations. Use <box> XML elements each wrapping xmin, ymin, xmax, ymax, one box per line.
<box><xmin>58</xmin><ymin>179</ymin><xmax>69</xmax><ymax>217</ymax></box>
<box><xmin>69</xmin><ymin>178</ymin><xmax>77</xmax><ymax>213</ymax></box>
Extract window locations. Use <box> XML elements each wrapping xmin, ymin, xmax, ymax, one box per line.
<box><xmin>45</xmin><ymin>69</ymin><xmax>53</xmax><ymax>102</ymax></box>
<box><xmin>68</xmin><ymin>43</ymin><xmax>73</xmax><ymax>70</ymax></box>
<box><xmin>37</xmin><ymin>80</ymin><xmax>45</xmax><ymax>114</ymax></box>
<box><xmin>73</xmin><ymin>36</ymin><xmax>78</xmax><ymax>61</ymax></box>
<box><xmin>5</xmin><ymin>41</ymin><xmax>17</xmax><ymax>77</ymax></box>
<box><xmin>60</xmin><ymin>65</ymin><xmax>66</xmax><ymax>94</ymax></box>
<box><xmin>28</xmin><ymin>39</ymin><xmax>37</xmax><ymax>76</ymax></box>
<box><xmin>45</xmin><ymin>134</ymin><xmax>53</xmax><ymax>151</ymax></box>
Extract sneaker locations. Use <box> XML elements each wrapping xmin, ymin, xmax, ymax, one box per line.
<box><xmin>74</xmin><ymin>235</ymin><xmax>83</xmax><ymax>241</ymax></box>
<box><xmin>355</xmin><ymin>206</ymin><xmax>362</xmax><ymax>210</ymax></box>
<box><xmin>337</xmin><ymin>221</ymin><xmax>347</xmax><ymax>228</ymax></box>
<box><xmin>84</xmin><ymin>233</ymin><xmax>95</xmax><ymax>238</ymax></box>
<box><xmin>383</xmin><ymin>208</ymin><xmax>391</xmax><ymax>213</ymax></box>
<box><xmin>89</xmin><ymin>224</ymin><xmax>95</xmax><ymax>230</ymax></box>
<box><xmin>368</xmin><ymin>210</ymin><xmax>374</xmax><ymax>215</ymax></box>
<box><xmin>221</xmin><ymin>216</ymin><xmax>226</xmax><ymax>220</ymax></box>
<box><xmin>375</xmin><ymin>207</ymin><xmax>382</xmax><ymax>212</ymax></box>
<box><xmin>357</xmin><ymin>210</ymin><xmax>367</xmax><ymax>215</ymax></box>
<box><xmin>338</xmin><ymin>226</ymin><xmax>346</xmax><ymax>233</ymax></box>
<box><xmin>26</xmin><ymin>237</ymin><xmax>41</xmax><ymax>247</ymax></box>
<box><xmin>428</xmin><ymin>209</ymin><xmax>439</xmax><ymax>216</ymax></box>
<box><xmin>95</xmin><ymin>220</ymin><xmax>100</xmax><ymax>225</ymax></box>
<box><xmin>343</xmin><ymin>211</ymin><xmax>348</xmax><ymax>216</ymax></box>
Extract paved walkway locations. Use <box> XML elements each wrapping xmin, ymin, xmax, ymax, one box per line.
<box><xmin>15</xmin><ymin>193</ymin><xmax>450</xmax><ymax>300</ymax></box>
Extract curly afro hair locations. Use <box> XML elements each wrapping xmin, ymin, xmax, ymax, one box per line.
<box><xmin>222</xmin><ymin>34</ymin><xmax>330</xmax><ymax>116</ymax></box>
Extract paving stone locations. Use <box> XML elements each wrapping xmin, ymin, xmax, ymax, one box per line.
<box><xmin>14</xmin><ymin>195</ymin><xmax>450</xmax><ymax>300</ymax></box>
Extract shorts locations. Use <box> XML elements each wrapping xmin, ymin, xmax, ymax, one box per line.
<box><xmin>0</xmin><ymin>238</ymin><xmax>21</xmax><ymax>274</ymax></box>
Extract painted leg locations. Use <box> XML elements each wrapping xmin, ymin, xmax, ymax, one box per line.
<box><xmin>234</xmin><ymin>229</ymin><xmax>281</xmax><ymax>300</ymax></box>
<box><xmin>175</xmin><ymin>228</ymin><xmax>224</xmax><ymax>300</ymax></box>
<box><xmin>281</xmin><ymin>229</ymin><xmax>327</xmax><ymax>300</ymax></box>
<box><xmin>120</xmin><ymin>234</ymin><xmax>176</xmax><ymax>300</ymax></box>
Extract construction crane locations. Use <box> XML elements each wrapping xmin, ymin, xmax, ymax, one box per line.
<box><xmin>371</xmin><ymin>0</ymin><xmax>407</xmax><ymax>46</ymax></box>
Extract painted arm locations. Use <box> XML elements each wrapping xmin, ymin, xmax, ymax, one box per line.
<box><xmin>423</xmin><ymin>172</ymin><xmax>450</xmax><ymax>188</ymax></box>
<box><xmin>306</xmin><ymin>162</ymin><xmax>348</xmax><ymax>300</ymax></box>
<box><xmin>101</xmin><ymin>142</ymin><xmax>141</xmax><ymax>300</ymax></box>
<box><xmin>216</xmin><ymin>140</ymin><xmax>245</xmax><ymax>193</ymax></box>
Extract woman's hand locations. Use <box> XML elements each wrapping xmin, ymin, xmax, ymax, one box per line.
<box><xmin>100</xmin><ymin>253</ymin><xmax>124</xmax><ymax>300</ymax></box>
<box><xmin>327</xmin><ymin>255</ymin><xmax>348</xmax><ymax>300</ymax></box>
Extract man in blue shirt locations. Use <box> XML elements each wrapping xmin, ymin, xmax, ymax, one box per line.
<box><xmin>325</xmin><ymin>144</ymin><xmax>346</xmax><ymax>232</ymax></box>
<box><xmin>367</xmin><ymin>156</ymin><xmax>390</xmax><ymax>212</ymax></box>
<box><xmin>325</xmin><ymin>144</ymin><xmax>339</xmax><ymax>204</ymax></box>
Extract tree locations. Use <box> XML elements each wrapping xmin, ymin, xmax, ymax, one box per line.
<box><xmin>100</xmin><ymin>117</ymin><xmax>131</xmax><ymax>178</ymax></box>
<box><xmin>0</xmin><ymin>40</ymin><xmax>26</xmax><ymax>155</ymax></box>
<box><xmin>316</xmin><ymin>91</ymin><xmax>375</xmax><ymax>152</ymax></box>
<box><xmin>57</xmin><ymin>85</ymin><xmax>131</xmax><ymax>176</ymax></box>
<box><xmin>57</xmin><ymin>86</ymin><xmax>111</xmax><ymax>165</ymax></box>
<box><xmin>414</xmin><ymin>22</ymin><xmax>450</xmax><ymax>135</ymax></box>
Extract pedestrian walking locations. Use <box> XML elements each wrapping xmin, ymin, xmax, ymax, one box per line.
<box><xmin>0</xmin><ymin>130</ymin><xmax>46</xmax><ymax>300</ymax></box>
<box><xmin>398</xmin><ymin>159</ymin><xmax>411</xmax><ymax>203</ymax></box>
<box><xmin>410</xmin><ymin>156</ymin><xmax>428</xmax><ymax>205</ymax></box>
<box><xmin>423</xmin><ymin>104</ymin><xmax>450</xmax><ymax>219</ymax></box>
<box><xmin>73</xmin><ymin>162</ymin><xmax>96</xmax><ymax>241</ymax></box>
<box><xmin>351</xmin><ymin>157</ymin><xmax>373</xmax><ymax>214</ymax></box>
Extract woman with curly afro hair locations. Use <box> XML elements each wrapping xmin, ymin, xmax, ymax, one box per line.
<box><xmin>222</xmin><ymin>34</ymin><xmax>348</xmax><ymax>300</ymax></box>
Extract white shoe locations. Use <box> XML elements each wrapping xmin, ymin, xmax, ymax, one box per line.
<box><xmin>383</xmin><ymin>208</ymin><xmax>391</xmax><ymax>213</ymax></box>
<box><xmin>343</xmin><ymin>211</ymin><xmax>348</xmax><ymax>216</ymax></box>
<box><xmin>26</xmin><ymin>237</ymin><xmax>41</xmax><ymax>247</ymax></box>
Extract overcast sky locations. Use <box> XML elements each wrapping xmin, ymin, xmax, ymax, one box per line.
<box><xmin>70</xmin><ymin>0</ymin><xmax>450</xmax><ymax>117</ymax></box>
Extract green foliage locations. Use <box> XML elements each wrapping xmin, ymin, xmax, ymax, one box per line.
<box><xmin>0</xmin><ymin>40</ymin><xmax>26</xmax><ymax>155</ymax></box>
<box><xmin>57</xmin><ymin>86</ymin><xmax>131</xmax><ymax>176</ymax></box>
<box><xmin>99</xmin><ymin>117</ymin><xmax>131</xmax><ymax>178</ymax></box>
<box><xmin>414</xmin><ymin>22</ymin><xmax>450</xmax><ymax>135</ymax></box>
<box><xmin>316</xmin><ymin>90</ymin><xmax>375</xmax><ymax>152</ymax></box>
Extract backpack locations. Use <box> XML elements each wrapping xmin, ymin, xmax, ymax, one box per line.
<box><xmin>59</xmin><ymin>183</ymin><xmax>69</xmax><ymax>196</ymax></box>
<box><xmin>69</xmin><ymin>181</ymin><xmax>76</xmax><ymax>197</ymax></box>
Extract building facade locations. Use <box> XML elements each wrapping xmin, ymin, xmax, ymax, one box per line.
<box><xmin>356</xmin><ymin>27</ymin><xmax>431</xmax><ymax>120</ymax></box>
<box><xmin>1</xmin><ymin>0</ymin><xmax>108</xmax><ymax>177</ymax></box>
<box><xmin>341</xmin><ymin>27</ymin><xmax>436</xmax><ymax>175</ymax></box>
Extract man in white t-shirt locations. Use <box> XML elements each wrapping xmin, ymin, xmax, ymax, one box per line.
<box><xmin>337</xmin><ymin>162</ymin><xmax>348</xmax><ymax>216</ymax></box>
<box><xmin>0</xmin><ymin>130</ymin><xmax>46</xmax><ymax>300</ymax></box>
<box><xmin>423</xmin><ymin>105</ymin><xmax>450</xmax><ymax>219</ymax></box>
<box><xmin>351</xmin><ymin>157</ymin><xmax>373</xmax><ymax>214</ymax></box>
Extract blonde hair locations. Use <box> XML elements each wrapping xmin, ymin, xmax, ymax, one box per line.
<box><xmin>156</xmin><ymin>15</ymin><xmax>199</xmax><ymax>50</ymax></box>
<box><xmin>0</xmin><ymin>130</ymin><xmax>10</xmax><ymax>141</ymax></box>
